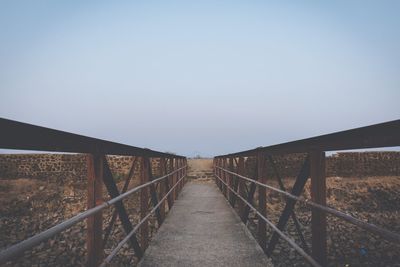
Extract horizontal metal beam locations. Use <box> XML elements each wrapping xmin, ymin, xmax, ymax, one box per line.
<box><xmin>0</xmin><ymin>118</ymin><xmax>185</xmax><ymax>158</ymax></box>
<box><xmin>215</xmin><ymin>119</ymin><xmax>400</xmax><ymax>158</ymax></box>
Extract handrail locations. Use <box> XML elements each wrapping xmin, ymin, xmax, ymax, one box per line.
<box><xmin>214</xmin><ymin>119</ymin><xmax>400</xmax><ymax>266</ymax></box>
<box><xmin>100</xmin><ymin>173</ymin><xmax>186</xmax><ymax>266</ymax></box>
<box><xmin>215</xmin><ymin>173</ymin><xmax>321</xmax><ymax>267</ymax></box>
<box><xmin>216</xmin><ymin>166</ymin><xmax>400</xmax><ymax>244</ymax></box>
<box><xmin>0</xmin><ymin>117</ymin><xmax>185</xmax><ymax>158</ymax></box>
<box><xmin>215</xmin><ymin>119</ymin><xmax>400</xmax><ymax>158</ymax></box>
<box><xmin>0</xmin><ymin>165</ymin><xmax>187</xmax><ymax>264</ymax></box>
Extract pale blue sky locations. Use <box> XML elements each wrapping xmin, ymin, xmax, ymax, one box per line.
<box><xmin>1</xmin><ymin>1</ymin><xmax>399</xmax><ymax>157</ymax></box>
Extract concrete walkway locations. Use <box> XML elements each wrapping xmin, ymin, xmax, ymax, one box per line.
<box><xmin>139</xmin><ymin>182</ymin><xmax>273</xmax><ymax>267</ymax></box>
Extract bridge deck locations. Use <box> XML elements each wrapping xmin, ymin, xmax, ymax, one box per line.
<box><xmin>139</xmin><ymin>181</ymin><xmax>272</xmax><ymax>267</ymax></box>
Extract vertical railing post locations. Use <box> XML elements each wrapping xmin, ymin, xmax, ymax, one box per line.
<box><xmin>219</xmin><ymin>158</ymin><xmax>223</xmax><ymax>191</ymax></box>
<box><xmin>216</xmin><ymin>158</ymin><xmax>220</xmax><ymax>188</ymax></box>
<box><xmin>238</xmin><ymin>157</ymin><xmax>245</xmax><ymax>215</ymax></box>
<box><xmin>164</xmin><ymin>158</ymin><xmax>173</xmax><ymax>211</ymax></box>
<box><xmin>159</xmin><ymin>157</ymin><xmax>166</xmax><ymax>221</ymax></box>
<box><xmin>179</xmin><ymin>159</ymin><xmax>182</xmax><ymax>189</ymax></box>
<box><xmin>177</xmin><ymin>158</ymin><xmax>180</xmax><ymax>196</ymax></box>
<box><xmin>228</xmin><ymin>157</ymin><xmax>234</xmax><ymax>204</ymax></box>
<box><xmin>257</xmin><ymin>151</ymin><xmax>267</xmax><ymax>252</ymax></box>
<box><xmin>174</xmin><ymin>158</ymin><xmax>178</xmax><ymax>199</ymax></box>
<box><xmin>223</xmin><ymin>158</ymin><xmax>227</xmax><ymax>197</ymax></box>
<box><xmin>220</xmin><ymin>159</ymin><xmax>223</xmax><ymax>193</ymax></box>
<box><xmin>180</xmin><ymin>158</ymin><xmax>183</xmax><ymax>189</ymax></box>
<box><xmin>169</xmin><ymin>157</ymin><xmax>175</xmax><ymax>204</ymax></box>
<box><xmin>179</xmin><ymin>158</ymin><xmax>183</xmax><ymax>191</ymax></box>
<box><xmin>215</xmin><ymin>158</ymin><xmax>220</xmax><ymax>189</ymax></box>
<box><xmin>184</xmin><ymin>158</ymin><xmax>187</xmax><ymax>185</ymax></box>
<box><xmin>310</xmin><ymin>151</ymin><xmax>327</xmax><ymax>266</ymax></box>
<box><xmin>86</xmin><ymin>154</ymin><xmax>103</xmax><ymax>267</ymax></box>
<box><xmin>184</xmin><ymin>158</ymin><xmax>186</xmax><ymax>183</ymax></box>
<box><xmin>140</xmin><ymin>156</ymin><xmax>149</xmax><ymax>249</ymax></box>
<box><xmin>177</xmin><ymin>158</ymin><xmax>181</xmax><ymax>193</ymax></box>
<box><xmin>170</xmin><ymin>158</ymin><xmax>174</xmax><ymax>202</ymax></box>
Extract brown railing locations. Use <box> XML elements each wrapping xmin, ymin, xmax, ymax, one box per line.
<box><xmin>0</xmin><ymin>118</ymin><xmax>187</xmax><ymax>266</ymax></box>
<box><xmin>213</xmin><ymin>119</ymin><xmax>400</xmax><ymax>267</ymax></box>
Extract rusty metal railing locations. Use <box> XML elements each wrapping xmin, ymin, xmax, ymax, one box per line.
<box><xmin>214</xmin><ymin>119</ymin><xmax>400</xmax><ymax>266</ymax></box>
<box><xmin>0</xmin><ymin>118</ymin><xmax>187</xmax><ymax>266</ymax></box>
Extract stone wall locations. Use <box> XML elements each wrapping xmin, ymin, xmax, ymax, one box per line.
<box><xmin>243</xmin><ymin>152</ymin><xmax>400</xmax><ymax>178</ymax></box>
<box><xmin>0</xmin><ymin>152</ymin><xmax>399</xmax><ymax>181</ymax></box>
<box><xmin>327</xmin><ymin>152</ymin><xmax>400</xmax><ymax>177</ymax></box>
<box><xmin>0</xmin><ymin>154</ymin><xmax>162</xmax><ymax>181</ymax></box>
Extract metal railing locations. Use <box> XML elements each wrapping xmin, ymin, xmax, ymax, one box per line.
<box><xmin>0</xmin><ymin>118</ymin><xmax>188</xmax><ymax>266</ymax></box>
<box><xmin>213</xmin><ymin>119</ymin><xmax>400</xmax><ymax>266</ymax></box>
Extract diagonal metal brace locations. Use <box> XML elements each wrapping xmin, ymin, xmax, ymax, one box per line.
<box><xmin>103</xmin><ymin>157</ymin><xmax>138</xmax><ymax>246</ymax></box>
<box><xmin>266</xmin><ymin>155</ymin><xmax>310</xmax><ymax>256</ymax></box>
<box><xmin>231</xmin><ymin>171</ymin><xmax>240</xmax><ymax>207</ymax></box>
<box><xmin>240</xmin><ymin>158</ymin><xmax>259</xmax><ymax>224</ymax></box>
<box><xmin>102</xmin><ymin>156</ymin><xmax>143</xmax><ymax>258</ymax></box>
<box><xmin>268</xmin><ymin>155</ymin><xmax>310</xmax><ymax>254</ymax></box>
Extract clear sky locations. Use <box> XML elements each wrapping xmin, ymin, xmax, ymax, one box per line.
<box><xmin>1</xmin><ymin>1</ymin><xmax>399</xmax><ymax>157</ymax></box>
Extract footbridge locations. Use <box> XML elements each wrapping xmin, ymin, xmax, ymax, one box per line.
<box><xmin>0</xmin><ymin>118</ymin><xmax>399</xmax><ymax>266</ymax></box>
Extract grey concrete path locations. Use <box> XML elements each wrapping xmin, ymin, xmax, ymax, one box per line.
<box><xmin>139</xmin><ymin>182</ymin><xmax>273</xmax><ymax>267</ymax></box>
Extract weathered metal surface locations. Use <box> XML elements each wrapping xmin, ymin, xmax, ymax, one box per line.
<box><xmin>237</xmin><ymin>157</ymin><xmax>246</xmax><ymax>214</ymax></box>
<box><xmin>268</xmin><ymin>155</ymin><xmax>310</xmax><ymax>254</ymax></box>
<box><xmin>231</xmin><ymin>158</ymin><xmax>240</xmax><ymax>207</ymax></box>
<box><xmin>159</xmin><ymin>158</ymin><xmax>166</xmax><ymax>221</ymax></box>
<box><xmin>240</xmin><ymin>157</ymin><xmax>258</xmax><ymax>224</ymax></box>
<box><xmin>228</xmin><ymin>157</ymin><xmax>234</xmax><ymax>204</ymax></box>
<box><xmin>215</xmin><ymin>119</ymin><xmax>400</xmax><ymax>158</ymax></box>
<box><xmin>102</xmin><ymin>156</ymin><xmax>143</xmax><ymax>258</ymax></box>
<box><xmin>266</xmin><ymin>156</ymin><xmax>310</xmax><ymax>255</ymax></box>
<box><xmin>164</xmin><ymin>159</ymin><xmax>173</xmax><ymax>210</ymax></box>
<box><xmin>140</xmin><ymin>157</ymin><xmax>150</xmax><ymax>249</ymax></box>
<box><xmin>310</xmin><ymin>151</ymin><xmax>327</xmax><ymax>266</ymax></box>
<box><xmin>257</xmin><ymin>152</ymin><xmax>267</xmax><ymax>252</ymax></box>
<box><xmin>87</xmin><ymin>154</ymin><xmax>104</xmax><ymax>267</ymax></box>
<box><xmin>103</xmin><ymin>157</ymin><xmax>138</xmax><ymax>246</ymax></box>
<box><xmin>0</xmin><ymin>117</ymin><xmax>185</xmax><ymax>158</ymax></box>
